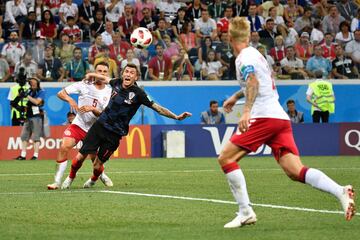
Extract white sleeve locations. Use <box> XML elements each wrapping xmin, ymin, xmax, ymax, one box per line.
<box><xmin>306</xmin><ymin>86</ymin><xmax>313</xmax><ymax>96</ymax></box>
<box><xmin>1</xmin><ymin>44</ymin><xmax>7</xmax><ymax>57</ymax></box>
<box><xmin>351</xmin><ymin>19</ymin><xmax>358</xmax><ymax>32</ymax></box>
<box><xmin>64</xmin><ymin>81</ymin><xmax>83</xmax><ymax>95</ymax></box>
<box><xmin>6</xmin><ymin>2</ymin><xmax>16</xmax><ymax>24</ymax></box>
<box><xmin>297</xmin><ymin>59</ymin><xmax>304</xmax><ymax>68</ymax></box>
<box><xmin>59</xmin><ymin>3</ymin><xmax>65</xmax><ymax>14</ymax></box>
<box><xmin>19</xmin><ymin>3</ymin><xmax>27</xmax><ymax>15</ymax></box>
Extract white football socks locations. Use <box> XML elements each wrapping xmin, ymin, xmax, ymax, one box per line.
<box><xmin>226</xmin><ymin>169</ymin><xmax>252</xmax><ymax>214</ymax></box>
<box><xmin>54</xmin><ymin>161</ymin><xmax>68</xmax><ymax>185</ymax></box>
<box><xmin>305</xmin><ymin>168</ymin><xmax>343</xmax><ymax>199</ymax></box>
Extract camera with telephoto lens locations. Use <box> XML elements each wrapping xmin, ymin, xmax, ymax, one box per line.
<box><xmin>17</xmin><ymin>67</ymin><xmax>31</xmax><ymax>98</ymax></box>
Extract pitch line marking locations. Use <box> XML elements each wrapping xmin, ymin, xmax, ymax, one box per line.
<box><xmin>0</xmin><ymin>190</ymin><xmax>358</xmax><ymax>217</ymax></box>
<box><xmin>1</xmin><ymin>167</ymin><xmax>360</xmax><ymax>177</ymax></box>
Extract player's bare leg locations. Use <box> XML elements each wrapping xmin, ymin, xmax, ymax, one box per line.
<box><xmin>83</xmin><ymin>157</ymin><xmax>104</xmax><ymax>188</ymax></box>
<box><xmin>48</xmin><ymin>137</ymin><xmax>76</xmax><ymax>190</ymax></box>
<box><xmin>218</xmin><ymin>142</ymin><xmax>257</xmax><ymax>228</ymax></box>
<box><xmin>61</xmin><ymin>152</ymin><xmax>87</xmax><ymax>189</ymax></box>
<box><xmin>279</xmin><ymin>153</ymin><xmax>356</xmax><ymax>221</ymax></box>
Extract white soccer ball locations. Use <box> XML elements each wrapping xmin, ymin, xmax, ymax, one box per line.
<box><xmin>130</xmin><ymin>27</ymin><xmax>153</xmax><ymax>49</ymax></box>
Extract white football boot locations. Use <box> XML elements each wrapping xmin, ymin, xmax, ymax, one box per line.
<box><xmin>47</xmin><ymin>182</ymin><xmax>60</xmax><ymax>190</ymax></box>
<box><xmin>61</xmin><ymin>176</ymin><xmax>74</xmax><ymax>189</ymax></box>
<box><xmin>224</xmin><ymin>208</ymin><xmax>257</xmax><ymax>228</ymax></box>
<box><xmin>99</xmin><ymin>173</ymin><xmax>114</xmax><ymax>187</ymax></box>
<box><xmin>83</xmin><ymin>178</ymin><xmax>96</xmax><ymax>188</ymax></box>
<box><xmin>339</xmin><ymin>185</ymin><xmax>356</xmax><ymax>221</ymax></box>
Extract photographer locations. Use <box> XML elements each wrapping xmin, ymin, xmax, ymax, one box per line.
<box><xmin>14</xmin><ymin>77</ymin><xmax>46</xmax><ymax>160</ymax></box>
<box><xmin>8</xmin><ymin>67</ymin><xmax>29</xmax><ymax>126</ymax></box>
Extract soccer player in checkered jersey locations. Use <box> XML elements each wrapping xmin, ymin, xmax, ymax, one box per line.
<box><xmin>219</xmin><ymin>17</ymin><xmax>355</xmax><ymax>228</ymax></box>
<box><xmin>47</xmin><ymin>62</ymin><xmax>113</xmax><ymax>190</ymax></box>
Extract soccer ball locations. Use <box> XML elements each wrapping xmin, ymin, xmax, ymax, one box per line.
<box><xmin>130</xmin><ymin>27</ymin><xmax>153</xmax><ymax>49</ymax></box>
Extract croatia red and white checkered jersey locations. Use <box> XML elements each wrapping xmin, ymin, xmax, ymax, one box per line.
<box><xmin>235</xmin><ymin>46</ymin><xmax>289</xmax><ymax>120</ymax></box>
<box><xmin>64</xmin><ymin>81</ymin><xmax>112</xmax><ymax>132</ymax></box>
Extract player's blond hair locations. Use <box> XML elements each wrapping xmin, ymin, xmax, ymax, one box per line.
<box><xmin>228</xmin><ymin>17</ymin><xmax>250</xmax><ymax>43</ymax></box>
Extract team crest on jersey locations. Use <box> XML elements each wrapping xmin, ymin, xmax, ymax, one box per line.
<box><xmin>64</xmin><ymin>130</ymin><xmax>71</xmax><ymax>136</ymax></box>
<box><xmin>124</xmin><ymin>92</ymin><xmax>135</xmax><ymax>104</ymax></box>
<box><xmin>103</xmin><ymin>96</ymin><xmax>108</xmax><ymax>102</ymax></box>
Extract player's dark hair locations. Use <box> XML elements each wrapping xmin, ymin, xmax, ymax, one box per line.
<box><xmin>210</xmin><ymin>100</ymin><xmax>218</xmax><ymax>107</ymax></box>
<box><xmin>122</xmin><ymin>63</ymin><xmax>140</xmax><ymax>77</ymax></box>
<box><xmin>287</xmin><ymin>99</ymin><xmax>295</xmax><ymax>105</ymax></box>
<box><xmin>95</xmin><ymin>61</ymin><xmax>109</xmax><ymax>69</ymax></box>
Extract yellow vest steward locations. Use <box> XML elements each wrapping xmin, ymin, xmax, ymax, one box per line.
<box><xmin>309</xmin><ymin>80</ymin><xmax>335</xmax><ymax>114</ymax></box>
<box><xmin>10</xmin><ymin>85</ymin><xmax>29</xmax><ymax>119</ymax></box>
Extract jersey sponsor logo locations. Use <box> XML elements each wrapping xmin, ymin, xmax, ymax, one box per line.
<box><xmin>240</xmin><ymin>64</ymin><xmax>255</xmax><ymax>81</ymax></box>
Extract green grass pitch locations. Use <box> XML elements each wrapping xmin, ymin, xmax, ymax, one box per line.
<box><xmin>0</xmin><ymin>156</ymin><xmax>359</xmax><ymax>240</ymax></box>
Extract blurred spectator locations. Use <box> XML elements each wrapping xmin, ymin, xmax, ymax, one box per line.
<box><xmin>118</xmin><ymin>4</ymin><xmax>139</xmax><ymax>41</ymax></box>
<box><xmin>140</xmin><ymin>7</ymin><xmax>159</xmax><ymax>32</ymax></box>
<box><xmin>249</xmin><ymin>31</ymin><xmax>262</xmax><ymax>49</ymax></box>
<box><xmin>195</xmin><ymin>9</ymin><xmax>218</xmax><ymax>42</ymax></box>
<box><xmin>284</xmin><ymin>21</ymin><xmax>299</xmax><ymax>47</ymax></box>
<box><xmin>39</xmin><ymin>9</ymin><xmax>57</xmax><ymax>42</ymax></box>
<box><xmin>286</xmin><ymin>99</ymin><xmax>304</xmax><ymax>124</ymax></box>
<box><xmin>294</xmin><ymin>6</ymin><xmax>313</xmax><ymax>34</ymax></box>
<box><xmin>258</xmin><ymin>18</ymin><xmax>278</xmax><ymax>51</ymax></box>
<box><xmin>14</xmin><ymin>52</ymin><xmax>38</xmax><ymax>78</ymax></box>
<box><xmin>218</xmin><ymin>5</ymin><xmax>233</xmax><ymax>34</ymax></box>
<box><xmin>336</xmin><ymin>0</ymin><xmax>358</xmax><ymax>22</ymax></box>
<box><xmin>0</xmin><ymin>55</ymin><xmax>11</xmax><ymax>82</ymax></box>
<box><xmin>106</xmin><ymin>0</ymin><xmax>125</xmax><ymax>29</ymax></box>
<box><xmin>345</xmin><ymin>29</ymin><xmax>360</xmax><ymax>69</ymax></box>
<box><xmin>56</xmin><ymin>34</ymin><xmax>76</xmax><ymax>65</ymax></box>
<box><xmin>186</xmin><ymin>0</ymin><xmax>203</xmax><ymax>21</ymax></box>
<box><xmin>306</xmin><ymin>78</ymin><xmax>335</xmax><ymax>123</ymax></box>
<box><xmin>332</xmin><ymin>44</ymin><xmax>359</xmax><ymax>79</ymax></box>
<box><xmin>29</xmin><ymin>0</ymin><xmax>49</xmax><ymax>23</ymax></box>
<box><xmin>351</xmin><ymin>8</ymin><xmax>360</xmax><ymax>32</ymax></box>
<box><xmin>1</xmin><ymin>32</ymin><xmax>26</xmax><ymax>73</ymax></box>
<box><xmin>65</xmin><ymin>47</ymin><xmax>90</xmax><ymax>81</ymax></box>
<box><xmin>258</xmin><ymin>0</ymin><xmax>284</xmax><ymax>19</ymax></box>
<box><xmin>109</xmin><ymin>32</ymin><xmax>132</xmax><ymax>64</ymax></box>
<box><xmin>120</xmin><ymin>48</ymin><xmax>141</xmax><ymax>73</ymax></box>
<box><xmin>45</xmin><ymin>0</ymin><xmax>62</xmax><ymax>16</ymax></box>
<box><xmin>306</xmin><ymin>44</ymin><xmax>332</xmax><ymax>78</ymax></box>
<box><xmin>321</xmin><ymin>33</ymin><xmax>336</xmax><ymax>60</ymax></box>
<box><xmin>313</xmin><ymin>0</ymin><xmax>330</xmax><ymax>18</ymax></box>
<box><xmin>270</xmin><ymin>35</ymin><xmax>286</xmax><ymax>65</ymax></box>
<box><xmin>158</xmin><ymin>0</ymin><xmax>182</xmax><ymax>23</ymax></box>
<box><xmin>335</xmin><ymin>21</ymin><xmax>354</xmax><ymax>46</ymax></box>
<box><xmin>268</xmin><ymin>6</ymin><xmax>287</xmax><ymax>38</ymax></box>
<box><xmin>88</xmin><ymin>34</ymin><xmax>104</xmax><ymax>64</ymax></box>
<box><xmin>153</xmin><ymin>18</ymin><xmax>173</xmax><ymax>41</ymax></box>
<box><xmin>171</xmin><ymin>7</ymin><xmax>189</xmax><ymax>40</ymax></box>
<box><xmin>232</xmin><ymin>0</ymin><xmax>248</xmax><ymax>17</ymax></box>
<box><xmin>59</xmin><ymin>0</ymin><xmax>79</xmax><ymax>26</ymax></box>
<box><xmin>101</xmin><ymin>21</ymin><xmax>115</xmax><ymax>46</ymax></box>
<box><xmin>163</xmin><ymin>35</ymin><xmax>180</xmax><ymax>62</ymax></box>
<box><xmin>215</xmin><ymin>32</ymin><xmax>232</xmax><ymax>79</ymax></box>
<box><xmin>62</xmin><ymin>16</ymin><xmax>82</xmax><ymax>43</ymax></box>
<box><xmin>196</xmin><ymin>37</ymin><xmax>214</xmax><ymax>73</ymax></box>
<box><xmin>134</xmin><ymin>0</ymin><xmax>155</xmax><ymax>22</ymax></box>
<box><xmin>208</xmin><ymin>0</ymin><xmax>227</xmax><ymax>21</ymax></box>
<box><xmin>200</xmin><ymin>100</ymin><xmax>225</xmax><ymax>124</ymax></box>
<box><xmin>94</xmin><ymin>45</ymin><xmax>118</xmax><ymax>78</ymax></box>
<box><xmin>79</xmin><ymin>0</ymin><xmax>100</xmax><ymax>40</ymax></box>
<box><xmin>32</xmin><ymin>33</ymin><xmax>47</xmax><ymax>65</ymax></box>
<box><xmin>19</xmin><ymin>10</ymin><xmax>38</xmax><ymax>41</ymax></box>
<box><xmin>148</xmin><ymin>44</ymin><xmax>172</xmax><ymax>80</ymax></box>
<box><xmin>284</xmin><ymin>0</ymin><xmax>304</xmax><ymax>26</ymax></box>
<box><xmin>247</xmin><ymin>4</ymin><xmax>264</xmax><ymax>32</ymax></box>
<box><xmin>257</xmin><ymin>45</ymin><xmax>278</xmax><ymax>73</ymax></box>
<box><xmin>0</xmin><ymin>10</ymin><xmax>3</xmax><ymax>43</ymax></box>
<box><xmin>280</xmin><ymin>46</ymin><xmax>307</xmax><ymax>79</ymax></box>
<box><xmin>63</xmin><ymin>111</ymin><xmax>76</xmax><ymax>125</ymax></box>
<box><xmin>37</xmin><ymin>45</ymin><xmax>65</xmax><ymax>82</ymax></box>
<box><xmin>90</xmin><ymin>10</ymin><xmax>106</xmax><ymax>38</ymax></box>
<box><xmin>322</xmin><ymin>6</ymin><xmax>345</xmax><ymax>35</ymax></box>
<box><xmin>310</xmin><ymin>19</ymin><xmax>324</xmax><ymax>45</ymax></box>
<box><xmin>173</xmin><ymin>48</ymin><xmax>194</xmax><ymax>80</ymax></box>
<box><xmin>3</xmin><ymin>0</ymin><xmax>27</xmax><ymax>37</ymax></box>
<box><xmin>201</xmin><ymin>49</ymin><xmax>225</xmax><ymax>80</ymax></box>
<box><xmin>295</xmin><ymin>32</ymin><xmax>313</xmax><ymax>64</ymax></box>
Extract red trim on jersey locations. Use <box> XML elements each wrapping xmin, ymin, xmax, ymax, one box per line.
<box><xmin>222</xmin><ymin>162</ymin><xmax>240</xmax><ymax>174</ymax></box>
<box><xmin>298</xmin><ymin>166</ymin><xmax>309</xmax><ymax>183</ymax></box>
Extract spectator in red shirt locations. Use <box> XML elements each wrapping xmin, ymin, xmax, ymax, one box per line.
<box><xmin>321</xmin><ymin>32</ymin><xmax>336</xmax><ymax>61</ymax></box>
<box><xmin>148</xmin><ymin>44</ymin><xmax>172</xmax><ymax>81</ymax></box>
<box><xmin>217</xmin><ymin>5</ymin><xmax>233</xmax><ymax>34</ymax></box>
<box><xmin>39</xmin><ymin>9</ymin><xmax>57</xmax><ymax>42</ymax></box>
<box><xmin>270</xmin><ymin>35</ymin><xmax>286</xmax><ymax>64</ymax></box>
<box><xmin>88</xmin><ymin>33</ymin><xmax>104</xmax><ymax>64</ymax></box>
<box><xmin>118</xmin><ymin>4</ymin><xmax>139</xmax><ymax>41</ymax></box>
<box><xmin>109</xmin><ymin>32</ymin><xmax>132</xmax><ymax>65</ymax></box>
<box><xmin>61</xmin><ymin>16</ymin><xmax>82</xmax><ymax>43</ymax></box>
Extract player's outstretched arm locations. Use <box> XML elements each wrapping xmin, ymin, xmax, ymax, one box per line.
<box><xmin>239</xmin><ymin>73</ymin><xmax>259</xmax><ymax>133</ymax></box>
<box><xmin>84</xmin><ymin>73</ymin><xmax>112</xmax><ymax>84</ymax></box>
<box><xmin>57</xmin><ymin>89</ymin><xmax>78</xmax><ymax>112</ymax></box>
<box><xmin>151</xmin><ymin>103</ymin><xmax>192</xmax><ymax>120</ymax></box>
<box><xmin>223</xmin><ymin>89</ymin><xmax>245</xmax><ymax>113</ymax></box>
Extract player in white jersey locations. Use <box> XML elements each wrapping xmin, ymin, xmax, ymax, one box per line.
<box><xmin>218</xmin><ymin>17</ymin><xmax>355</xmax><ymax>228</ymax></box>
<box><xmin>47</xmin><ymin>62</ymin><xmax>113</xmax><ymax>190</ymax></box>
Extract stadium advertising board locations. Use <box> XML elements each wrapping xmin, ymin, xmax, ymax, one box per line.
<box><xmin>0</xmin><ymin>125</ymin><xmax>151</xmax><ymax>160</ymax></box>
<box><xmin>339</xmin><ymin>123</ymin><xmax>360</xmax><ymax>155</ymax></box>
